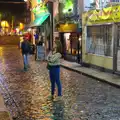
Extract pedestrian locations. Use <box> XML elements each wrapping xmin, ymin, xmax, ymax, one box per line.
<box><xmin>37</xmin><ymin>35</ymin><xmax>43</xmax><ymax>46</ymax></box>
<box><xmin>34</xmin><ymin>32</ymin><xmax>39</xmax><ymax>45</ymax></box>
<box><xmin>47</xmin><ymin>48</ymin><xmax>62</xmax><ymax>101</ymax></box>
<box><xmin>27</xmin><ymin>32</ymin><xmax>32</xmax><ymax>43</ymax></box>
<box><xmin>21</xmin><ymin>36</ymin><xmax>31</xmax><ymax>71</ymax></box>
<box><xmin>54</xmin><ymin>37</ymin><xmax>62</xmax><ymax>54</ymax></box>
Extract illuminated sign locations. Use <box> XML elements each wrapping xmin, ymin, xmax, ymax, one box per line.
<box><xmin>32</xmin><ymin>0</ymin><xmax>49</xmax><ymax>17</ymax></box>
<box><xmin>34</xmin><ymin>14</ymin><xmax>49</xmax><ymax>26</ymax></box>
<box><xmin>63</xmin><ymin>0</ymin><xmax>73</xmax><ymax>13</ymax></box>
<box><xmin>59</xmin><ymin>24</ymin><xmax>77</xmax><ymax>32</ymax></box>
<box><xmin>32</xmin><ymin>5</ymin><xmax>49</xmax><ymax>15</ymax></box>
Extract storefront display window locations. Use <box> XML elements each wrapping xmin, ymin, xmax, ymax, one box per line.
<box><xmin>64</xmin><ymin>33</ymin><xmax>71</xmax><ymax>54</ymax></box>
<box><xmin>86</xmin><ymin>25</ymin><xmax>113</xmax><ymax>57</ymax></box>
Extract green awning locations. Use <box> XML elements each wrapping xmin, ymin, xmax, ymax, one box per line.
<box><xmin>29</xmin><ymin>14</ymin><xmax>49</xmax><ymax>28</ymax></box>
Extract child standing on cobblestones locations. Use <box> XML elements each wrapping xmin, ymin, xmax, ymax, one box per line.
<box><xmin>47</xmin><ymin>48</ymin><xmax>62</xmax><ymax>101</ymax></box>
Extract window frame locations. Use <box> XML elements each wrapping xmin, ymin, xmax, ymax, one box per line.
<box><xmin>86</xmin><ymin>24</ymin><xmax>113</xmax><ymax>57</ymax></box>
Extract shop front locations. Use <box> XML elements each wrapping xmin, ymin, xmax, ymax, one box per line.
<box><xmin>82</xmin><ymin>5</ymin><xmax>120</xmax><ymax>73</ymax></box>
<box><xmin>29</xmin><ymin>0</ymin><xmax>54</xmax><ymax>60</ymax></box>
<box><xmin>29</xmin><ymin>0</ymin><xmax>53</xmax><ymax>51</ymax></box>
<box><xmin>59</xmin><ymin>24</ymin><xmax>82</xmax><ymax>62</ymax></box>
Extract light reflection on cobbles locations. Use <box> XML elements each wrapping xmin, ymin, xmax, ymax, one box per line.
<box><xmin>0</xmin><ymin>46</ymin><xmax>119</xmax><ymax>120</ymax></box>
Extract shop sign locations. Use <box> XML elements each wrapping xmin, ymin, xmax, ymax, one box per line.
<box><xmin>36</xmin><ymin>46</ymin><xmax>45</xmax><ymax>60</ymax></box>
<box><xmin>59</xmin><ymin>24</ymin><xmax>77</xmax><ymax>32</ymax></box>
<box><xmin>32</xmin><ymin>0</ymin><xmax>49</xmax><ymax>17</ymax></box>
<box><xmin>84</xmin><ymin>5</ymin><xmax>120</xmax><ymax>25</ymax></box>
<box><xmin>32</xmin><ymin>5</ymin><xmax>49</xmax><ymax>17</ymax></box>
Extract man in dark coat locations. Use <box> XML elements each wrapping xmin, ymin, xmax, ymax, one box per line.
<box><xmin>21</xmin><ymin>36</ymin><xmax>31</xmax><ymax>71</ymax></box>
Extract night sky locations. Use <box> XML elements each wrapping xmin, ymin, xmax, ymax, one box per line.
<box><xmin>0</xmin><ymin>0</ymin><xmax>26</xmax><ymax>24</ymax></box>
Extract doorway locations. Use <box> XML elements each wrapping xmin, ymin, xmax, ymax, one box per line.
<box><xmin>60</xmin><ymin>32</ymin><xmax>82</xmax><ymax>63</ymax></box>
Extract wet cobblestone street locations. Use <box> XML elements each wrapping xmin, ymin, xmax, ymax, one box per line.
<box><xmin>0</xmin><ymin>46</ymin><xmax>120</xmax><ymax>120</ymax></box>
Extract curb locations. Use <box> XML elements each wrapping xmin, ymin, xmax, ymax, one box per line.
<box><xmin>60</xmin><ymin>64</ymin><xmax>120</xmax><ymax>88</ymax></box>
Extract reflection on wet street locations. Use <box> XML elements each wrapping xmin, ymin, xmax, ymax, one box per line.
<box><xmin>0</xmin><ymin>46</ymin><xmax>120</xmax><ymax>120</ymax></box>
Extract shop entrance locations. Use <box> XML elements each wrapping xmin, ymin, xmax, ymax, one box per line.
<box><xmin>60</xmin><ymin>33</ymin><xmax>82</xmax><ymax>63</ymax></box>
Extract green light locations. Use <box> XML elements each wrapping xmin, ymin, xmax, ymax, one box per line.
<box><xmin>63</xmin><ymin>0</ymin><xmax>73</xmax><ymax>13</ymax></box>
<box><xmin>31</xmin><ymin>0</ymin><xmax>50</xmax><ymax>27</ymax></box>
<box><xmin>37</xmin><ymin>0</ymin><xmax>41</xmax><ymax>3</ymax></box>
<box><xmin>34</xmin><ymin>14</ymin><xmax>49</xmax><ymax>26</ymax></box>
<box><xmin>63</xmin><ymin>9</ymin><xmax>67</xmax><ymax>13</ymax></box>
<box><xmin>32</xmin><ymin>1</ymin><xmax>49</xmax><ymax>17</ymax></box>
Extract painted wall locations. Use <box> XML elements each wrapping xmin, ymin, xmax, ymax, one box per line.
<box><xmin>82</xmin><ymin>13</ymin><xmax>113</xmax><ymax>70</ymax></box>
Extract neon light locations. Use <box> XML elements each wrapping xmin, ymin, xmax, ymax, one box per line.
<box><xmin>34</xmin><ymin>14</ymin><xmax>49</xmax><ymax>26</ymax></box>
<box><xmin>32</xmin><ymin>0</ymin><xmax>49</xmax><ymax>17</ymax></box>
<box><xmin>37</xmin><ymin>0</ymin><xmax>41</xmax><ymax>3</ymax></box>
<box><xmin>63</xmin><ymin>0</ymin><xmax>73</xmax><ymax>13</ymax></box>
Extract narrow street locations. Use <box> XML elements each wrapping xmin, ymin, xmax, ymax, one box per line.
<box><xmin>0</xmin><ymin>46</ymin><xmax>120</xmax><ymax>120</ymax></box>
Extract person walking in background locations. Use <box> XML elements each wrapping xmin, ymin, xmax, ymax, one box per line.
<box><xmin>47</xmin><ymin>48</ymin><xmax>62</xmax><ymax>101</ymax></box>
<box><xmin>54</xmin><ymin>37</ymin><xmax>62</xmax><ymax>54</ymax></box>
<box><xmin>34</xmin><ymin>32</ymin><xmax>39</xmax><ymax>45</ymax></box>
<box><xmin>27</xmin><ymin>32</ymin><xmax>32</xmax><ymax>43</ymax></box>
<box><xmin>21</xmin><ymin>36</ymin><xmax>31</xmax><ymax>71</ymax></box>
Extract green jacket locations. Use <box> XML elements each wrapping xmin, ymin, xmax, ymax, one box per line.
<box><xmin>47</xmin><ymin>52</ymin><xmax>61</xmax><ymax>66</ymax></box>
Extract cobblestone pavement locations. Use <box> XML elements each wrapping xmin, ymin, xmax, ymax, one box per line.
<box><xmin>0</xmin><ymin>46</ymin><xmax>120</xmax><ymax>120</ymax></box>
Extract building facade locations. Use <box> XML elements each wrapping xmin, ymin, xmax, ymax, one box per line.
<box><xmin>29</xmin><ymin>0</ymin><xmax>53</xmax><ymax>50</ymax></box>
<box><xmin>82</xmin><ymin>5</ymin><xmax>120</xmax><ymax>74</ymax></box>
<box><xmin>53</xmin><ymin>0</ymin><xmax>82</xmax><ymax>62</ymax></box>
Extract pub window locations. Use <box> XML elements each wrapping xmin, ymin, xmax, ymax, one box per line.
<box><xmin>86</xmin><ymin>25</ymin><xmax>113</xmax><ymax>56</ymax></box>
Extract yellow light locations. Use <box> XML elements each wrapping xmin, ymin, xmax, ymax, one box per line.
<box><xmin>65</xmin><ymin>23</ymin><xmax>68</xmax><ymax>26</ymax></box>
<box><xmin>19</xmin><ymin>23</ymin><xmax>24</xmax><ymax>30</ymax></box>
<box><xmin>1</xmin><ymin>21</ymin><xmax>9</xmax><ymax>27</ymax></box>
<box><xmin>16</xmin><ymin>28</ymin><xmax>19</xmax><ymax>33</ymax></box>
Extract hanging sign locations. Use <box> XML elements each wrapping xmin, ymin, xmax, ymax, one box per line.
<box><xmin>32</xmin><ymin>0</ymin><xmax>49</xmax><ymax>17</ymax></box>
